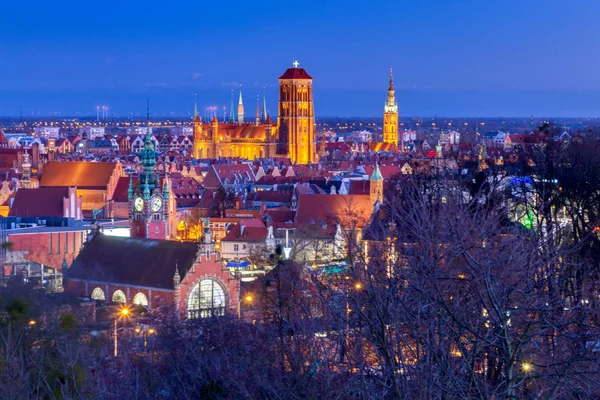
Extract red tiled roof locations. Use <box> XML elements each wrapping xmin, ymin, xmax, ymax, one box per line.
<box><xmin>326</xmin><ymin>143</ymin><xmax>351</xmax><ymax>153</ymax></box>
<box><xmin>211</xmin><ymin>164</ymin><xmax>255</xmax><ymax>185</ymax></box>
<box><xmin>113</xmin><ymin>176</ymin><xmax>134</xmax><ymax>202</ymax></box>
<box><xmin>264</xmin><ymin>209</ymin><xmax>296</xmax><ymax>223</ymax></box>
<box><xmin>279</xmin><ymin>68</ymin><xmax>313</xmax><ymax>80</ymax></box>
<box><xmin>172</xmin><ymin>187</ymin><xmax>201</xmax><ymax>208</ymax></box>
<box><xmin>348</xmin><ymin>180</ymin><xmax>371</xmax><ymax>195</ymax></box>
<box><xmin>222</xmin><ymin>219</ymin><xmax>267</xmax><ymax>242</ymax></box>
<box><xmin>197</xmin><ymin>189</ymin><xmax>216</xmax><ymax>209</ymax></box>
<box><xmin>9</xmin><ymin>187</ymin><xmax>68</xmax><ymax>217</ymax></box>
<box><xmin>250</xmin><ymin>190</ymin><xmax>292</xmax><ymax>203</ymax></box>
<box><xmin>362</xmin><ymin>165</ymin><xmax>401</xmax><ymax>180</ymax></box>
<box><xmin>0</xmin><ymin>148</ymin><xmax>19</xmax><ymax>168</ymax></box>
<box><xmin>40</xmin><ymin>161</ymin><xmax>119</xmax><ymax>189</ymax></box>
<box><xmin>295</xmin><ymin>194</ymin><xmax>373</xmax><ymax>228</ymax></box>
<box><xmin>369</xmin><ymin>142</ymin><xmax>398</xmax><ymax>152</ymax></box>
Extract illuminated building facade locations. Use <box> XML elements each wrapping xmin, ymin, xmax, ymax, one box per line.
<box><xmin>278</xmin><ymin>61</ymin><xmax>317</xmax><ymax>164</ymax></box>
<box><xmin>383</xmin><ymin>68</ymin><xmax>398</xmax><ymax>145</ymax></box>
<box><xmin>192</xmin><ymin>62</ymin><xmax>317</xmax><ymax>164</ymax></box>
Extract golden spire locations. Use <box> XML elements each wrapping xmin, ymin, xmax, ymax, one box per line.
<box><xmin>385</xmin><ymin>67</ymin><xmax>397</xmax><ymax>113</ymax></box>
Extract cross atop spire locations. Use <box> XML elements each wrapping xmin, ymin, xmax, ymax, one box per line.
<box><xmin>293</xmin><ymin>60</ymin><xmax>299</xmax><ymax>68</ymax></box>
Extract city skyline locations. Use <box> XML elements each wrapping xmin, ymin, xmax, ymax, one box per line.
<box><xmin>1</xmin><ymin>0</ymin><xmax>600</xmax><ymax>116</ymax></box>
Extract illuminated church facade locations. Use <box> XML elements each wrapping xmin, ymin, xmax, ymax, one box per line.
<box><xmin>193</xmin><ymin>62</ymin><xmax>317</xmax><ymax>165</ymax></box>
<box><xmin>383</xmin><ymin>68</ymin><xmax>399</xmax><ymax>145</ymax></box>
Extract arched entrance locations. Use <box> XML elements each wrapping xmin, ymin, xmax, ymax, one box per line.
<box><xmin>187</xmin><ymin>278</ymin><xmax>227</xmax><ymax>319</ymax></box>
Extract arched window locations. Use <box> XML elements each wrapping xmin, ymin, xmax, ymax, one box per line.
<box><xmin>132</xmin><ymin>292</ymin><xmax>148</xmax><ymax>307</ymax></box>
<box><xmin>187</xmin><ymin>278</ymin><xmax>227</xmax><ymax>319</ymax></box>
<box><xmin>112</xmin><ymin>290</ymin><xmax>126</xmax><ymax>303</ymax></box>
<box><xmin>91</xmin><ymin>287</ymin><xmax>105</xmax><ymax>301</ymax></box>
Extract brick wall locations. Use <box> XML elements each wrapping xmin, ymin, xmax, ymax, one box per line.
<box><xmin>8</xmin><ymin>231</ymin><xmax>86</xmax><ymax>271</ymax></box>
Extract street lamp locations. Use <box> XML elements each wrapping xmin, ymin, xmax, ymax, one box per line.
<box><xmin>277</xmin><ymin>227</ymin><xmax>294</xmax><ymax>259</ymax></box>
<box><xmin>521</xmin><ymin>362</ymin><xmax>533</xmax><ymax>373</ymax></box>
<box><xmin>237</xmin><ymin>295</ymin><xmax>253</xmax><ymax>319</ymax></box>
<box><xmin>135</xmin><ymin>326</ymin><xmax>156</xmax><ymax>351</ymax></box>
<box><xmin>113</xmin><ymin>306</ymin><xmax>130</xmax><ymax>357</ymax></box>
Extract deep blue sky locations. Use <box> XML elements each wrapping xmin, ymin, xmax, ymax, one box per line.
<box><xmin>1</xmin><ymin>0</ymin><xmax>599</xmax><ymax>117</ymax></box>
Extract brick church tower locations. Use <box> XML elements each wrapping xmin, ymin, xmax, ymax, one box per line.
<box><xmin>129</xmin><ymin>114</ymin><xmax>169</xmax><ymax>240</ymax></box>
<box><xmin>278</xmin><ymin>61</ymin><xmax>317</xmax><ymax>165</ymax></box>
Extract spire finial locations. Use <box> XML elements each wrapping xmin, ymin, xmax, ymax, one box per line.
<box><xmin>238</xmin><ymin>89</ymin><xmax>243</xmax><ymax>105</ymax></box>
<box><xmin>262</xmin><ymin>86</ymin><xmax>267</xmax><ymax>123</ymax></box>
<box><xmin>293</xmin><ymin>60</ymin><xmax>299</xmax><ymax>68</ymax></box>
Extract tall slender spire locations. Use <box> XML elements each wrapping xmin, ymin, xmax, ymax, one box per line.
<box><xmin>255</xmin><ymin>95</ymin><xmax>260</xmax><ymax>126</ymax></box>
<box><xmin>386</xmin><ymin>67</ymin><xmax>396</xmax><ymax>110</ymax></box>
<box><xmin>262</xmin><ymin>87</ymin><xmax>267</xmax><ymax>123</ymax></box>
<box><xmin>193</xmin><ymin>93</ymin><xmax>198</xmax><ymax>120</ymax></box>
<box><xmin>146</xmin><ymin>97</ymin><xmax>150</xmax><ymax>138</ymax></box>
<box><xmin>229</xmin><ymin>90</ymin><xmax>235</xmax><ymax>123</ymax></box>
<box><xmin>140</xmin><ymin>98</ymin><xmax>157</xmax><ymax>191</ymax></box>
<box><xmin>237</xmin><ymin>88</ymin><xmax>244</xmax><ymax>125</ymax></box>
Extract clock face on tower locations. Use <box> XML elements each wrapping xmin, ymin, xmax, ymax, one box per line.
<box><xmin>151</xmin><ymin>197</ymin><xmax>163</xmax><ymax>212</ymax></box>
<box><xmin>134</xmin><ymin>197</ymin><xmax>143</xmax><ymax>212</ymax></box>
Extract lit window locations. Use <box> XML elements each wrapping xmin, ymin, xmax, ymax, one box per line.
<box><xmin>91</xmin><ymin>287</ymin><xmax>105</xmax><ymax>301</ymax></box>
<box><xmin>187</xmin><ymin>279</ymin><xmax>226</xmax><ymax>319</ymax></box>
<box><xmin>132</xmin><ymin>292</ymin><xmax>148</xmax><ymax>306</ymax></box>
<box><xmin>112</xmin><ymin>290</ymin><xmax>126</xmax><ymax>303</ymax></box>
<box><xmin>234</xmin><ymin>244</ymin><xmax>239</xmax><ymax>252</ymax></box>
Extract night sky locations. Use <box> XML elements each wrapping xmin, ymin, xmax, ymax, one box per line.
<box><xmin>1</xmin><ymin>0</ymin><xmax>599</xmax><ymax>117</ymax></box>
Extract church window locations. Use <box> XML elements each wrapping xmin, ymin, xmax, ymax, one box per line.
<box><xmin>187</xmin><ymin>278</ymin><xmax>227</xmax><ymax>319</ymax></box>
<box><xmin>91</xmin><ymin>287</ymin><xmax>105</xmax><ymax>301</ymax></box>
<box><xmin>132</xmin><ymin>292</ymin><xmax>149</xmax><ymax>307</ymax></box>
<box><xmin>112</xmin><ymin>290</ymin><xmax>126</xmax><ymax>303</ymax></box>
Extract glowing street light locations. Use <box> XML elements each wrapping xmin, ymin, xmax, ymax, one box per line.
<box><xmin>135</xmin><ymin>327</ymin><xmax>156</xmax><ymax>351</ymax></box>
<box><xmin>237</xmin><ymin>295</ymin><xmax>253</xmax><ymax>319</ymax></box>
<box><xmin>114</xmin><ymin>306</ymin><xmax>130</xmax><ymax>357</ymax></box>
<box><xmin>354</xmin><ymin>283</ymin><xmax>363</xmax><ymax>290</ymax></box>
<box><xmin>521</xmin><ymin>362</ymin><xmax>533</xmax><ymax>373</ymax></box>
